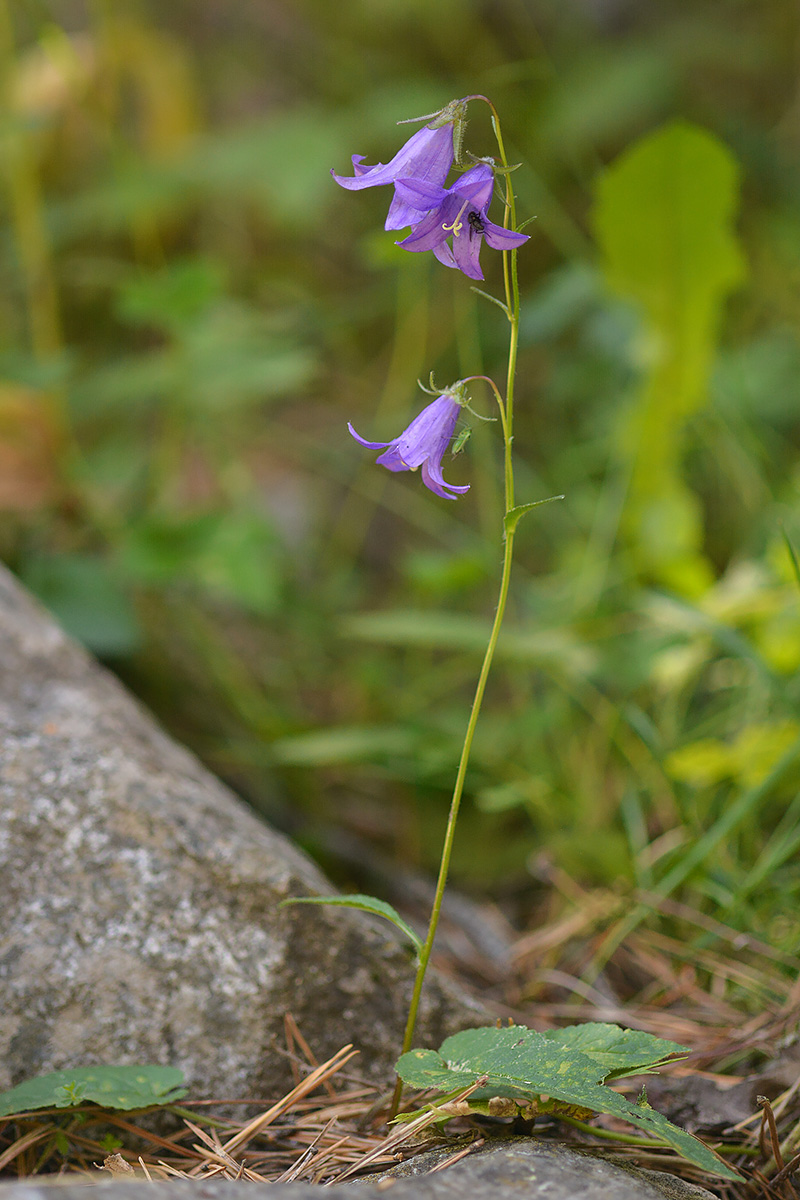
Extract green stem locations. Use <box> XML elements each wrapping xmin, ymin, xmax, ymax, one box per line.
<box><xmin>389</xmin><ymin>103</ymin><xmax>523</xmax><ymax>1120</ymax></box>
<box><xmin>395</xmin><ymin>521</ymin><xmax>517</xmax><ymax>1048</ymax></box>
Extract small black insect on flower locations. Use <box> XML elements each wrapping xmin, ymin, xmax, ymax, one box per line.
<box><xmin>468</xmin><ymin>210</ymin><xmax>485</xmax><ymax>234</ymax></box>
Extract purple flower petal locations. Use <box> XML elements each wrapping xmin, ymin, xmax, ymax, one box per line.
<box><xmin>347</xmin><ymin>422</ymin><xmax>391</xmax><ymax>450</ymax></box>
<box><xmin>332</xmin><ymin>123</ymin><xmax>455</xmax><ymax>231</ymax></box>
<box><xmin>332</xmin><ymin>156</ymin><xmax>389</xmax><ymax>191</ymax></box>
<box><xmin>396</xmin><ymin>203</ymin><xmax>452</xmax><ymax>251</ymax></box>
<box><xmin>432</xmin><ymin>241</ymin><xmax>457</xmax><ymax>269</ymax></box>
<box><xmin>421</xmin><ymin>458</ymin><xmax>470</xmax><ymax>499</ymax></box>
<box><xmin>385</xmin><ymin>189</ymin><xmax>433</xmax><ymax>232</ymax></box>
<box><xmin>448</xmin><ymin>163</ymin><xmax>494</xmax><ymax>207</ymax></box>
<box><xmin>375</xmin><ymin>445</ymin><xmax>410</xmax><ymax>471</ymax></box>
<box><xmin>451</xmin><ymin>223</ymin><xmax>485</xmax><ymax>280</ymax></box>
<box><xmin>481</xmin><ymin>218</ymin><xmax>530</xmax><ymax>251</ymax></box>
<box><xmin>394</xmin><ymin>177</ymin><xmax>449</xmax><ymax>208</ymax></box>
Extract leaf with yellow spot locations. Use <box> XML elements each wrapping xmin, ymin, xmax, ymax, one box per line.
<box><xmin>395</xmin><ymin>1023</ymin><xmax>738</xmax><ymax>1181</ymax></box>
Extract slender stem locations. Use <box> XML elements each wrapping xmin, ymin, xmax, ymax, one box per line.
<box><xmin>389</xmin><ymin>105</ymin><xmax>523</xmax><ymax>1120</ymax></box>
<box><xmin>395</xmin><ymin>523</ymin><xmax>517</xmax><ymax>1051</ymax></box>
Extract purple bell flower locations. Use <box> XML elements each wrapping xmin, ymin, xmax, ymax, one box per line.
<box><xmin>395</xmin><ymin>163</ymin><xmax>529</xmax><ymax>280</ymax></box>
<box><xmin>331</xmin><ymin>122</ymin><xmax>456</xmax><ymax>231</ymax></box>
<box><xmin>348</xmin><ymin>392</ymin><xmax>470</xmax><ymax>500</ymax></box>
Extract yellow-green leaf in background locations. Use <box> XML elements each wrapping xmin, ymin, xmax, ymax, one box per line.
<box><xmin>593</xmin><ymin>121</ymin><xmax>746</xmax><ymax>595</ymax></box>
<box><xmin>665</xmin><ymin>720</ymin><xmax>800</xmax><ymax>789</ymax></box>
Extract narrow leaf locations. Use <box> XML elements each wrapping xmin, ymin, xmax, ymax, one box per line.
<box><xmin>469</xmin><ymin>286</ymin><xmax>510</xmax><ymax>316</ymax></box>
<box><xmin>282</xmin><ymin>894</ymin><xmax>422</xmax><ymax>954</ymax></box>
<box><xmin>504</xmin><ymin>494</ymin><xmax>565</xmax><ymax>536</ymax></box>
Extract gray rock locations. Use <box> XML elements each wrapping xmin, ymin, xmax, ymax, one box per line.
<box><xmin>373</xmin><ymin>1137</ymin><xmax>721</xmax><ymax>1198</ymax></box>
<box><xmin>0</xmin><ymin>562</ymin><xmax>485</xmax><ymax>1098</ymax></box>
<box><xmin>0</xmin><ymin>1139</ymin><xmax>721</xmax><ymax>1198</ymax></box>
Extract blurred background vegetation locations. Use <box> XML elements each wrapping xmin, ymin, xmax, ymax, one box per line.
<box><xmin>3</xmin><ymin>0</ymin><xmax>800</xmax><ymax>1007</ymax></box>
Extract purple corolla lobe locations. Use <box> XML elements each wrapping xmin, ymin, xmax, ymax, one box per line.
<box><xmin>396</xmin><ymin>163</ymin><xmax>529</xmax><ymax>280</ymax></box>
<box><xmin>348</xmin><ymin>393</ymin><xmax>470</xmax><ymax>500</ymax></box>
<box><xmin>331</xmin><ymin>123</ymin><xmax>455</xmax><ymax>231</ymax></box>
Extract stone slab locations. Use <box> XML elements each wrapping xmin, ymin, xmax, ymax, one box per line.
<box><xmin>0</xmin><ymin>562</ymin><xmax>485</xmax><ymax>1100</ymax></box>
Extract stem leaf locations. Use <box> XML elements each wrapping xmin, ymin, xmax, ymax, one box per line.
<box><xmin>504</xmin><ymin>494</ymin><xmax>565</xmax><ymax>536</ymax></box>
<box><xmin>281</xmin><ymin>894</ymin><xmax>423</xmax><ymax>955</ymax></box>
<box><xmin>469</xmin><ymin>286</ymin><xmax>510</xmax><ymax>316</ymax></box>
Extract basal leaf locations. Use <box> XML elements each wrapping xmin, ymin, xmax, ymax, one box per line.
<box><xmin>281</xmin><ymin>894</ymin><xmax>423</xmax><ymax>955</ymax></box>
<box><xmin>539</xmin><ymin>1023</ymin><xmax>688</xmax><ymax>1079</ymax></box>
<box><xmin>395</xmin><ymin>1024</ymin><xmax>739</xmax><ymax>1181</ymax></box>
<box><xmin>0</xmin><ymin>1066</ymin><xmax>186</xmax><ymax>1117</ymax></box>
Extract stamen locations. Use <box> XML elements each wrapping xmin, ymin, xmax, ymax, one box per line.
<box><xmin>442</xmin><ymin>198</ymin><xmax>472</xmax><ymax>237</ymax></box>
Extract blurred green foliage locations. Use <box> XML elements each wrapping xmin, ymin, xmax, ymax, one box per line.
<box><xmin>2</xmin><ymin>0</ymin><xmax>800</xmax><ymax>987</ymax></box>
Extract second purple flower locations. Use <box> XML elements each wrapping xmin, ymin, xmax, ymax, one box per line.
<box><xmin>348</xmin><ymin>392</ymin><xmax>470</xmax><ymax>500</ymax></box>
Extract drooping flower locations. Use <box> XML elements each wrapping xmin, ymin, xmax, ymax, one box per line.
<box><xmin>331</xmin><ymin>109</ymin><xmax>462</xmax><ymax>231</ymax></box>
<box><xmin>348</xmin><ymin>391</ymin><xmax>470</xmax><ymax>500</ymax></box>
<box><xmin>395</xmin><ymin>162</ymin><xmax>529</xmax><ymax>280</ymax></box>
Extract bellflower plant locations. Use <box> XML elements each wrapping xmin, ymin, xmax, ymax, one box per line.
<box><xmin>282</xmin><ymin>96</ymin><xmax>745</xmax><ymax>1185</ymax></box>
<box><xmin>348</xmin><ymin>387</ymin><xmax>470</xmax><ymax>500</ymax></box>
<box><xmin>320</xmin><ymin>91</ymin><xmax>539</xmax><ymax>1099</ymax></box>
<box><xmin>314</xmin><ymin>92</ymin><xmax>553</xmax><ymax>1108</ymax></box>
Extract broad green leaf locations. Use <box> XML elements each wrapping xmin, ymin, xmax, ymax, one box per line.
<box><xmin>396</xmin><ymin>1025</ymin><xmax>739</xmax><ymax>1181</ymax></box>
<box><xmin>281</xmin><ymin>894</ymin><xmax>423</xmax><ymax>955</ymax></box>
<box><xmin>539</xmin><ymin>1023</ymin><xmax>688</xmax><ymax>1079</ymax></box>
<box><xmin>0</xmin><ymin>1066</ymin><xmax>186</xmax><ymax>1117</ymax></box>
<box><xmin>594</xmin><ymin>122</ymin><xmax>744</xmax><ymax>326</ymax></box>
<box><xmin>593</xmin><ymin>121</ymin><xmax>745</xmax><ymax>595</ymax></box>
